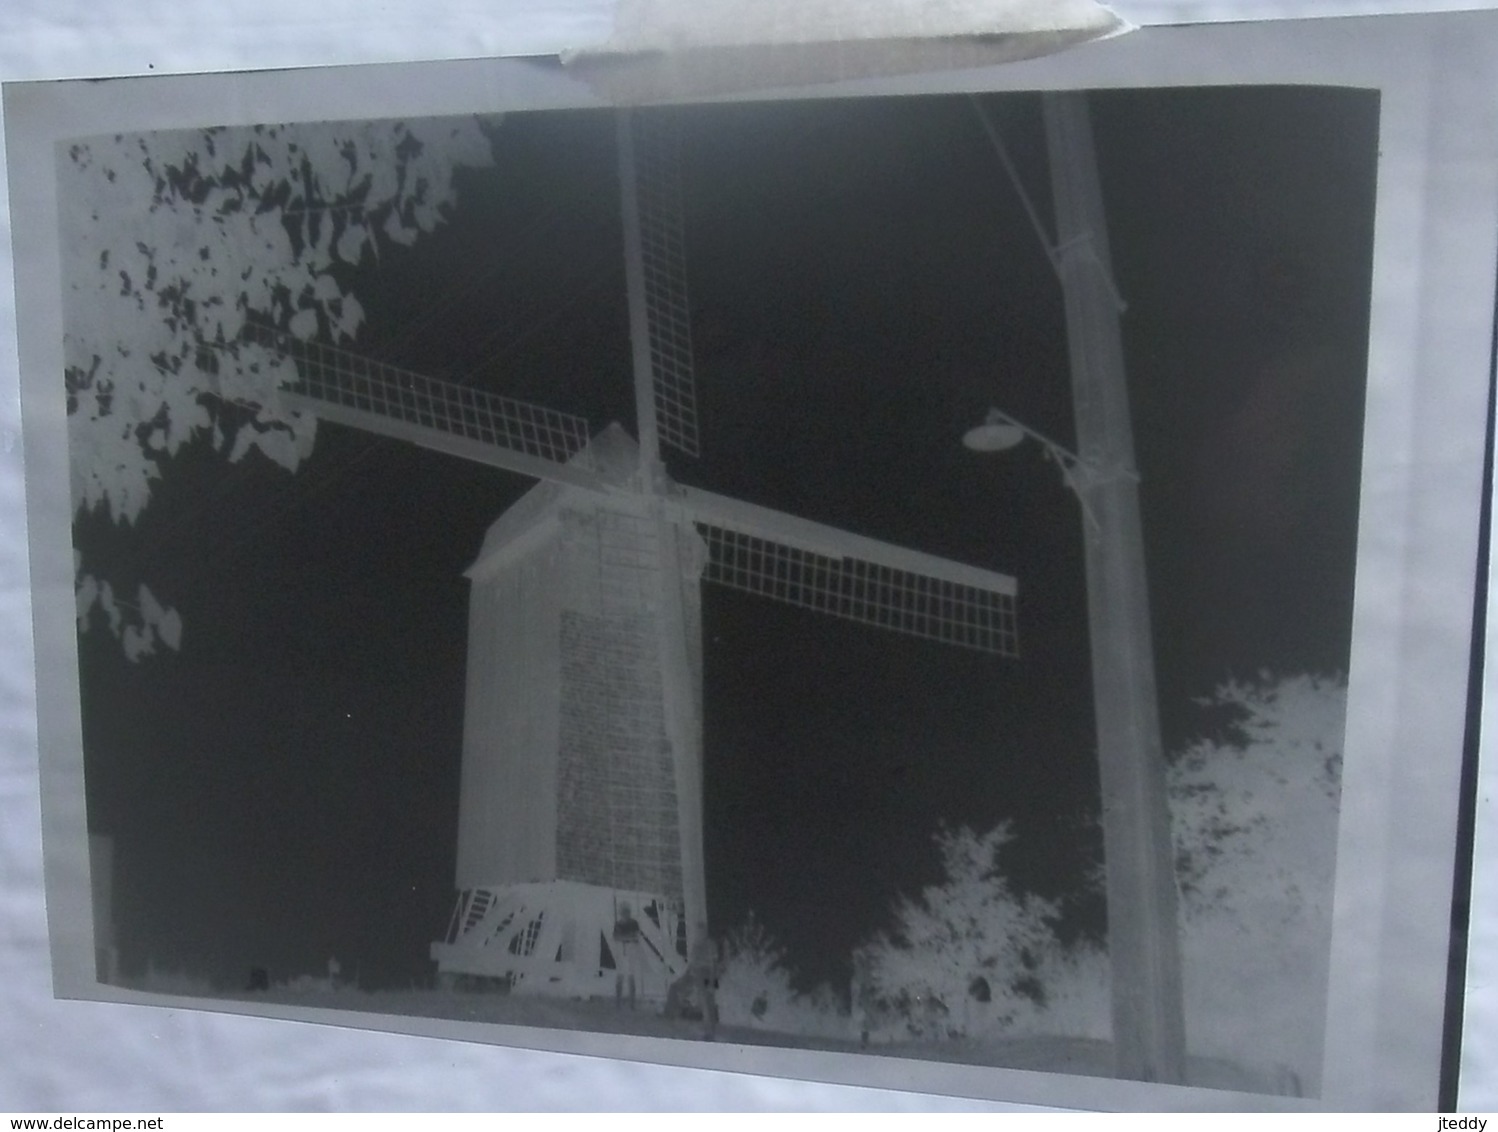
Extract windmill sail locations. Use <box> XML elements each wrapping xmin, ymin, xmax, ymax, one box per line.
<box><xmin>620</xmin><ymin>110</ymin><xmax>700</xmax><ymax>464</ymax></box>
<box><xmin>683</xmin><ymin>487</ymin><xmax>1019</xmax><ymax>658</ymax></box>
<box><xmin>240</xmin><ymin>322</ymin><xmax>604</xmax><ymax>490</ymax></box>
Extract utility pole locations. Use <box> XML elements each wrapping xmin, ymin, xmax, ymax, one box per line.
<box><xmin>1042</xmin><ymin>91</ymin><xmax>1187</xmax><ymax>1084</ymax></box>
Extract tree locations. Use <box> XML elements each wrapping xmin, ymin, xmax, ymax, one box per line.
<box><xmin>855</xmin><ymin>822</ymin><xmax>1062</xmax><ymax>1042</ymax></box>
<box><xmin>61</xmin><ymin>115</ymin><xmax>496</xmax><ymax>656</ymax></box>
<box><xmin>1168</xmin><ymin>672</ymin><xmax>1345</xmax><ymax>1095</ymax></box>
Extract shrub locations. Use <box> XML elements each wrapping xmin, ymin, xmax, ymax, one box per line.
<box><xmin>715</xmin><ymin>913</ymin><xmax>848</xmax><ymax>1039</ymax></box>
<box><xmin>854</xmin><ymin>822</ymin><xmax>1064</xmax><ymax>1043</ymax></box>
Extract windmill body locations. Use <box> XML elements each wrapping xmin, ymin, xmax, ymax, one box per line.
<box><xmin>257</xmin><ymin>109</ymin><xmax>1019</xmax><ymax>1002</ymax></box>
<box><xmin>430</xmin><ymin>426</ymin><xmax>705</xmax><ymax>997</ymax></box>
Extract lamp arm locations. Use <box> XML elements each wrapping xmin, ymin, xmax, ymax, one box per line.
<box><xmin>983</xmin><ymin>408</ymin><xmax>1082</xmax><ymax>470</ymax></box>
<box><xmin>979</xmin><ymin>409</ymin><xmax>1140</xmax><ymax>511</ymax></box>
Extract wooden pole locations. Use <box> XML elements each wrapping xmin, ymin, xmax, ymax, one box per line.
<box><xmin>653</xmin><ymin>511</ymin><xmax>709</xmax><ymax>954</ymax></box>
<box><xmin>1042</xmin><ymin>90</ymin><xmax>1187</xmax><ymax>1084</ymax></box>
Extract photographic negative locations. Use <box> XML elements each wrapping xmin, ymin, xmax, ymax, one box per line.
<box><xmin>9</xmin><ymin>12</ymin><xmax>1494</xmax><ymax>1110</ymax></box>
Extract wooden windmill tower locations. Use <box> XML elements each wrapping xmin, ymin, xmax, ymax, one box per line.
<box><xmin>247</xmin><ymin>109</ymin><xmax>1020</xmax><ymax>1001</ymax></box>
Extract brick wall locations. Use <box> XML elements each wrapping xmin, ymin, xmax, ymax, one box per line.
<box><xmin>555</xmin><ymin>609</ymin><xmax>684</xmax><ymax>899</ymax></box>
<box><xmin>550</xmin><ymin>505</ymin><xmax>686</xmax><ymax>900</ymax></box>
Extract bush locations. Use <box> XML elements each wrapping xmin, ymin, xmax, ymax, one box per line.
<box><xmin>854</xmin><ymin>822</ymin><xmax>1064</xmax><ymax>1043</ymax></box>
<box><xmin>131</xmin><ymin>961</ymin><xmax>222</xmax><ymax>997</ymax></box>
<box><xmin>715</xmin><ymin>913</ymin><xmax>847</xmax><ymax>1040</ymax></box>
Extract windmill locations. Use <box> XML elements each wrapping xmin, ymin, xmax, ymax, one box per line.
<box><xmin>242</xmin><ymin>108</ymin><xmax>1020</xmax><ymax>1002</ymax></box>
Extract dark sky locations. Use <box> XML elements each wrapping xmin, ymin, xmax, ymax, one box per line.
<box><xmin>75</xmin><ymin>85</ymin><xmax>1379</xmax><ymax>995</ymax></box>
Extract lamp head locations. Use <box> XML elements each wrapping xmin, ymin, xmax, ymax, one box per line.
<box><xmin>962</xmin><ymin>408</ymin><xmax>1027</xmax><ymax>453</ymax></box>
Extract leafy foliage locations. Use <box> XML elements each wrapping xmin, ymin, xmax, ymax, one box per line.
<box><xmin>999</xmin><ymin>940</ymin><xmax>1111</xmax><ymax>1042</ymax></box>
<box><xmin>75</xmin><ymin>550</ymin><xmax>183</xmax><ymax>661</ymax></box>
<box><xmin>854</xmin><ymin>822</ymin><xmax>1062</xmax><ymax>1041</ymax></box>
<box><xmin>1171</xmin><ymin>673</ymin><xmax>1344</xmax><ymax>918</ymax></box>
<box><xmin>715</xmin><ymin>913</ymin><xmax>847</xmax><ymax>1039</ymax></box>
<box><xmin>1168</xmin><ymin>672</ymin><xmax>1345</xmax><ymax>1094</ymax></box>
<box><xmin>60</xmin><ymin>115</ymin><xmax>495</xmax><ymax>656</ymax></box>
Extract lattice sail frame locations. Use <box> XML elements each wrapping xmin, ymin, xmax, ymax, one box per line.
<box><xmin>241</xmin><ymin>322</ymin><xmax>596</xmax><ymax>469</ymax></box>
<box><xmin>696</xmin><ymin>522</ymin><xmax>1018</xmax><ymax>657</ymax></box>
<box><xmin>632</xmin><ymin>112</ymin><xmax>700</xmax><ymax>459</ymax></box>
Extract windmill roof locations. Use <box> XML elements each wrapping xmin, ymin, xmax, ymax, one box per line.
<box><xmin>585</xmin><ymin>421</ymin><xmax>640</xmax><ymax>485</ymax></box>
<box><xmin>467</xmin><ymin>422</ymin><xmax>641</xmax><ymax>574</ymax></box>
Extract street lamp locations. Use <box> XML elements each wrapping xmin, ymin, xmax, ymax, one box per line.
<box><xmin>964</xmin><ymin>407</ymin><xmax>1139</xmax><ymax>529</ymax></box>
<box><xmin>966</xmin><ymin>90</ymin><xmax>1188</xmax><ymax>1085</ymax></box>
<box><xmin>962</xmin><ymin>407</ymin><xmax>1036</xmax><ymax>455</ymax></box>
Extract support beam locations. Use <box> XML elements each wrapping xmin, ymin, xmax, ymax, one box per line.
<box><xmin>279</xmin><ymin>391</ymin><xmax>607</xmax><ymax>494</ymax></box>
<box><xmin>652</xmin><ymin>511</ymin><xmax>709</xmax><ymax>951</ymax></box>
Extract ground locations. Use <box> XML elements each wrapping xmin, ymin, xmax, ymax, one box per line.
<box><xmin>119</xmin><ymin>977</ymin><xmax>1297</xmax><ymax>1097</ymax></box>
